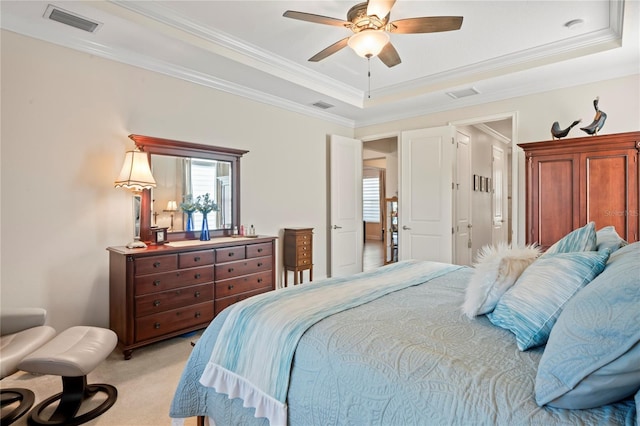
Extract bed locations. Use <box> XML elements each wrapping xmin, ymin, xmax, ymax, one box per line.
<box><xmin>170</xmin><ymin>225</ymin><xmax>639</xmax><ymax>426</ymax></box>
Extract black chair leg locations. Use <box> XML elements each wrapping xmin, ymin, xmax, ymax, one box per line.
<box><xmin>1</xmin><ymin>388</ymin><xmax>35</xmax><ymax>425</ymax></box>
<box><xmin>27</xmin><ymin>375</ymin><xmax>117</xmax><ymax>426</ymax></box>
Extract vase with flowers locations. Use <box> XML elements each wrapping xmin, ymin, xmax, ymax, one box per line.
<box><xmin>196</xmin><ymin>193</ymin><xmax>218</xmax><ymax>241</ymax></box>
<box><xmin>180</xmin><ymin>195</ymin><xmax>197</xmax><ymax>233</ymax></box>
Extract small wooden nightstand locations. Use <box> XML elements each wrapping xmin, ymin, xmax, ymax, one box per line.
<box><xmin>283</xmin><ymin>228</ymin><xmax>313</xmax><ymax>285</ymax></box>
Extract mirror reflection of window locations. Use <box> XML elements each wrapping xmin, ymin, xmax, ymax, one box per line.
<box><xmin>151</xmin><ymin>154</ymin><xmax>233</xmax><ymax>232</ymax></box>
<box><xmin>189</xmin><ymin>159</ymin><xmax>229</xmax><ymax>230</ymax></box>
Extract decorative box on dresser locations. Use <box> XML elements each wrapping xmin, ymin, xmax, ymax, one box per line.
<box><xmin>107</xmin><ymin>236</ymin><xmax>276</xmax><ymax>359</ymax></box>
<box><xmin>519</xmin><ymin>131</ymin><xmax>639</xmax><ymax>248</ymax></box>
<box><xmin>283</xmin><ymin>228</ymin><xmax>313</xmax><ymax>285</ymax></box>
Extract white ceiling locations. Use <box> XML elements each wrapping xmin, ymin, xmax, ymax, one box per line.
<box><xmin>1</xmin><ymin>1</ymin><xmax>638</xmax><ymax>128</ymax></box>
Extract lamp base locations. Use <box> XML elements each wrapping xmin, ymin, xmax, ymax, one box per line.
<box><xmin>126</xmin><ymin>240</ymin><xmax>147</xmax><ymax>249</ymax></box>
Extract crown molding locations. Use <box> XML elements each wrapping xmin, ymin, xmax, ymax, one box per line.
<box><xmin>109</xmin><ymin>0</ymin><xmax>365</xmax><ymax>107</ymax></box>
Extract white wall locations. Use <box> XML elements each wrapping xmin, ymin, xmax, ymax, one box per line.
<box><xmin>0</xmin><ymin>30</ymin><xmax>352</xmax><ymax>331</ymax></box>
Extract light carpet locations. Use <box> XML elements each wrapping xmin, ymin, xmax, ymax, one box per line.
<box><xmin>1</xmin><ymin>331</ymin><xmax>203</xmax><ymax>426</ymax></box>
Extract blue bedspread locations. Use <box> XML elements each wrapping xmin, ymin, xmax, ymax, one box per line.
<box><xmin>198</xmin><ymin>260</ymin><xmax>461</xmax><ymax>425</ymax></box>
<box><xmin>170</xmin><ymin>261</ymin><xmax>637</xmax><ymax>426</ymax></box>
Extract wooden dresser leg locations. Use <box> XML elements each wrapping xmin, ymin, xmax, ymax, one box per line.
<box><xmin>197</xmin><ymin>415</ymin><xmax>205</xmax><ymax>426</ymax></box>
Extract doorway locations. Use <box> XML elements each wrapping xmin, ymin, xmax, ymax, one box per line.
<box><xmin>451</xmin><ymin>114</ymin><xmax>515</xmax><ymax>262</ymax></box>
<box><xmin>363</xmin><ymin>137</ymin><xmax>398</xmax><ymax>271</ymax></box>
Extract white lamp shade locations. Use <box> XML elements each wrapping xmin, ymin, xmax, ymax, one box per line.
<box><xmin>166</xmin><ymin>200</ymin><xmax>178</xmax><ymax>211</ymax></box>
<box><xmin>114</xmin><ymin>150</ymin><xmax>156</xmax><ymax>191</ymax></box>
<box><xmin>348</xmin><ymin>30</ymin><xmax>390</xmax><ymax>58</ymax></box>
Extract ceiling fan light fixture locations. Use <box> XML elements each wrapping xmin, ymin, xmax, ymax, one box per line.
<box><xmin>348</xmin><ymin>30</ymin><xmax>390</xmax><ymax>58</ymax></box>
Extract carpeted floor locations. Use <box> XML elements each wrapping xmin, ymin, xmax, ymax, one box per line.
<box><xmin>1</xmin><ymin>330</ymin><xmax>203</xmax><ymax>425</ymax></box>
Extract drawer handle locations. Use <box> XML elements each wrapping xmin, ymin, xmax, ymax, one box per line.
<box><xmin>194</xmin><ymin>273</ymin><xmax>201</xmax><ymax>279</ymax></box>
<box><xmin>194</xmin><ymin>291</ymin><xmax>201</xmax><ymax>298</ymax></box>
<box><xmin>228</xmin><ymin>284</ymin><xmax>234</xmax><ymax>290</ymax></box>
<box><xmin>175</xmin><ymin>290</ymin><xmax>182</xmax><ymax>295</ymax></box>
<box><xmin>194</xmin><ymin>256</ymin><xmax>201</xmax><ymax>262</ymax></box>
<box><xmin>153</xmin><ymin>280</ymin><xmax>161</xmax><ymax>286</ymax></box>
<box><xmin>228</xmin><ymin>267</ymin><xmax>234</xmax><ymax>273</ymax></box>
<box><xmin>228</xmin><ymin>252</ymin><xmax>235</xmax><ymax>257</ymax></box>
<box><xmin>257</xmin><ymin>262</ymin><xmax>263</xmax><ymax>267</ymax></box>
<box><xmin>153</xmin><ymin>300</ymin><xmax>160</xmax><ymax>307</ymax></box>
<box><xmin>195</xmin><ymin>312</ymin><xmax>201</xmax><ymax>319</ymax></box>
<box><xmin>154</xmin><ymin>322</ymin><xmax>161</xmax><ymax>329</ymax></box>
<box><xmin>153</xmin><ymin>262</ymin><xmax>161</xmax><ymax>268</ymax></box>
<box><xmin>257</xmin><ymin>278</ymin><xmax>263</xmax><ymax>283</ymax></box>
<box><xmin>257</xmin><ymin>248</ymin><xmax>263</xmax><ymax>253</ymax></box>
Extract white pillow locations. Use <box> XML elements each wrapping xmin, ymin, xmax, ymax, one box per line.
<box><xmin>462</xmin><ymin>243</ymin><xmax>541</xmax><ymax>318</ymax></box>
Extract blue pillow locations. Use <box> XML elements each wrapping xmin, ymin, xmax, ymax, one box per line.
<box><xmin>535</xmin><ymin>242</ymin><xmax>640</xmax><ymax>409</ymax></box>
<box><xmin>487</xmin><ymin>248</ymin><xmax>610</xmax><ymax>351</ymax></box>
<box><xmin>542</xmin><ymin>221</ymin><xmax>596</xmax><ymax>257</ymax></box>
<box><xmin>596</xmin><ymin>225</ymin><xmax>628</xmax><ymax>253</ymax></box>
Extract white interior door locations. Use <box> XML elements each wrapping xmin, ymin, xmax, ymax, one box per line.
<box><xmin>454</xmin><ymin>131</ymin><xmax>472</xmax><ymax>265</ymax></box>
<box><xmin>492</xmin><ymin>145</ymin><xmax>508</xmax><ymax>244</ymax></box>
<box><xmin>329</xmin><ymin>135</ymin><xmax>363</xmax><ymax>277</ymax></box>
<box><xmin>399</xmin><ymin>126</ymin><xmax>455</xmax><ymax>263</ymax></box>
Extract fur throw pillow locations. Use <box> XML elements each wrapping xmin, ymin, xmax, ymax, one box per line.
<box><xmin>462</xmin><ymin>243</ymin><xmax>542</xmax><ymax>318</ymax></box>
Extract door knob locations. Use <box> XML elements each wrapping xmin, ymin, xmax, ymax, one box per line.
<box><xmin>332</xmin><ymin>225</ymin><xmax>342</xmax><ymax>229</ymax></box>
<box><xmin>402</xmin><ymin>225</ymin><xmax>411</xmax><ymax>230</ymax></box>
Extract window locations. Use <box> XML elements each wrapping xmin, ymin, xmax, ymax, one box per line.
<box><xmin>363</xmin><ymin>176</ymin><xmax>380</xmax><ymax>223</ymax></box>
<box><xmin>190</xmin><ymin>159</ymin><xmax>220</xmax><ymax>226</ymax></box>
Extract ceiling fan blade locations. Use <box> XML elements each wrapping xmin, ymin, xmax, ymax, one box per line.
<box><xmin>366</xmin><ymin>0</ymin><xmax>397</xmax><ymax>19</ymax></box>
<box><xmin>390</xmin><ymin>16</ymin><xmax>463</xmax><ymax>34</ymax></box>
<box><xmin>283</xmin><ymin>10</ymin><xmax>349</xmax><ymax>27</ymax></box>
<box><xmin>378</xmin><ymin>42</ymin><xmax>401</xmax><ymax>67</ymax></box>
<box><xmin>309</xmin><ymin>37</ymin><xmax>350</xmax><ymax>62</ymax></box>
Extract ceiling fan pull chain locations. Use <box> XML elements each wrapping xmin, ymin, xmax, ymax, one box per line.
<box><xmin>367</xmin><ymin>56</ymin><xmax>371</xmax><ymax>99</ymax></box>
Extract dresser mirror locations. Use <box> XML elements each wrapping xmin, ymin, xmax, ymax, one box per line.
<box><xmin>129</xmin><ymin>134</ymin><xmax>248</xmax><ymax>241</ymax></box>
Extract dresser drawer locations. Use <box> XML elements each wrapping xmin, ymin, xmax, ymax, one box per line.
<box><xmin>135</xmin><ymin>254</ymin><xmax>178</xmax><ymax>276</ymax></box>
<box><xmin>297</xmin><ymin>244</ymin><xmax>312</xmax><ymax>257</ymax></box>
<box><xmin>296</xmin><ymin>235</ymin><xmax>312</xmax><ymax>245</ymax></box>
<box><xmin>178</xmin><ymin>250</ymin><xmax>215</xmax><ymax>268</ymax></box>
<box><xmin>134</xmin><ymin>266</ymin><xmax>214</xmax><ymax>295</ymax></box>
<box><xmin>296</xmin><ymin>257</ymin><xmax>312</xmax><ymax>267</ymax></box>
<box><xmin>135</xmin><ymin>283</ymin><xmax>213</xmax><ymax>317</ymax></box>
<box><xmin>246</xmin><ymin>242</ymin><xmax>272</xmax><ymax>258</ymax></box>
<box><xmin>215</xmin><ymin>256</ymin><xmax>272</xmax><ymax>281</ymax></box>
<box><xmin>215</xmin><ymin>271</ymin><xmax>272</xmax><ymax>298</ymax></box>
<box><xmin>215</xmin><ymin>246</ymin><xmax>246</xmax><ymax>263</ymax></box>
<box><xmin>135</xmin><ymin>302</ymin><xmax>213</xmax><ymax>342</ymax></box>
<box><xmin>215</xmin><ymin>287</ymin><xmax>272</xmax><ymax>315</ymax></box>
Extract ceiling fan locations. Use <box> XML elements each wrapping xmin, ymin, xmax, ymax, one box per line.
<box><xmin>283</xmin><ymin>0</ymin><xmax>463</xmax><ymax>67</ymax></box>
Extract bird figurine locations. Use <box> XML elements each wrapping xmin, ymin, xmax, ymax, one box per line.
<box><xmin>551</xmin><ymin>119</ymin><xmax>582</xmax><ymax>139</ymax></box>
<box><xmin>580</xmin><ymin>96</ymin><xmax>607</xmax><ymax>135</ymax></box>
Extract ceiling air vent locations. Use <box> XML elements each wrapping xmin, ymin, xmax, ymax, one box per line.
<box><xmin>446</xmin><ymin>87</ymin><xmax>480</xmax><ymax>100</ymax></box>
<box><xmin>311</xmin><ymin>101</ymin><xmax>334</xmax><ymax>110</ymax></box>
<box><xmin>44</xmin><ymin>5</ymin><xmax>102</xmax><ymax>33</ymax></box>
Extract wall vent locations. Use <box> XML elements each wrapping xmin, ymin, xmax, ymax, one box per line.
<box><xmin>446</xmin><ymin>87</ymin><xmax>480</xmax><ymax>100</ymax></box>
<box><xmin>311</xmin><ymin>101</ymin><xmax>334</xmax><ymax>110</ymax></box>
<box><xmin>44</xmin><ymin>5</ymin><xmax>102</xmax><ymax>33</ymax></box>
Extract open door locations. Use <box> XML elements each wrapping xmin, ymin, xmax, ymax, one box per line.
<box><xmin>329</xmin><ymin>135</ymin><xmax>363</xmax><ymax>277</ymax></box>
<box><xmin>454</xmin><ymin>131</ymin><xmax>472</xmax><ymax>265</ymax></box>
<box><xmin>399</xmin><ymin>126</ymin><xmax>455</xmax><ymax>263</ymax></box>
<box><xmin>492</xmin><ymin>145</ymin><xmax>508</xmax><ymax>244</ymax></box>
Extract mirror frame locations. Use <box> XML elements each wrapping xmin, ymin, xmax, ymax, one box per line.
<box><xmin>129</xmin><ymin>134</ymin><xmax>248</xmax><ymax>241</ymax></box>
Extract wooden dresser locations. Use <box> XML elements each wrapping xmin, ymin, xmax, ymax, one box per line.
<box><xmin>519</xmin><ymin>131</ymin><xmax>639</xmax><ymax>248</ymax></box>
<box><xmin>283</xmin><ymin>228</ymin><xmax>313</xmax><ymax>285</ymax></box>
<box><xmin>107</xmin><ymin>236</ymin><xmax>276</xmax><ymax>359</ymax></box>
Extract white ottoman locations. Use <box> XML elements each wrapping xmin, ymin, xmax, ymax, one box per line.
<box><xmin>18</xmin><ymin>326</ymin><xmax>118</xmax><ymax>426</ymax></box>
